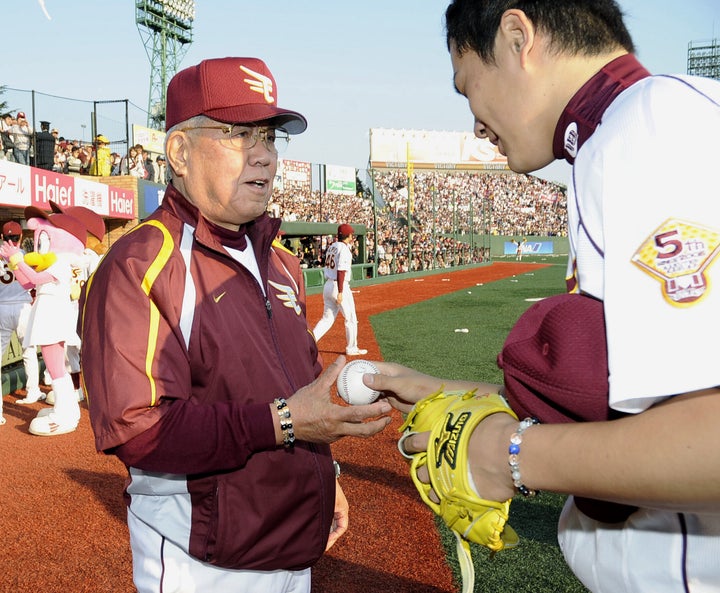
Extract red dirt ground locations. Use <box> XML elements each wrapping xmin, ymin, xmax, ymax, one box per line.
<box><xmin>0</xmin><ymin>262</ymin><xmax>543</xmax><ymax>593</ymax></box>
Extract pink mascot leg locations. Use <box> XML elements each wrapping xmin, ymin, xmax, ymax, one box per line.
<box><xmin>29</xmin><ymin>342</ymin><xmax>80</xmax><ymax>435</ymax></box>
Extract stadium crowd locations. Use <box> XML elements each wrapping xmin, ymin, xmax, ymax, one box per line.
<box><xmin>270</xmin><ymin>169</ymin><xmax>567</xmax><ymax>274</ymax></box>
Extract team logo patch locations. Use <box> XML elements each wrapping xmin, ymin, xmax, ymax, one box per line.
<box><xmin>433</xmin><ymin>411</ymin><xmax>471</xmax><ymax>469</ymax></box>
<box><xmin>563</xmin><ymin>122</ymin><xmax>579</xmax><ymax>159</ymax></box>
<box><xmin>631</xmin><ymin>218</ymin><xmax>720</xmax><ymax>306</ymax></box>
<box><xmin>268</xmin><ymin>280</ymin><xmax>302</xmax><ymax>315</ymax></box>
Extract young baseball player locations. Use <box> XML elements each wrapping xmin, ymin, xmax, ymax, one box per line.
<box><xmin>312</xmin><ymin>223</ymin><xmax>367</xmax><ymax>356</ymax></box>
<box><xmin>369</xmin><ymin>2</ymin><xmax>720</xmax><ymax>592</ymax></box>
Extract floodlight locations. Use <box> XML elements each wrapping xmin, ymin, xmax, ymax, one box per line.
<box><xmin>136</xmin><ymin>0</ymin><xmax>196</xmax><ymax>129</ymax></box>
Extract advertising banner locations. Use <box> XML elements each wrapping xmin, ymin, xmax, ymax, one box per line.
<box><xmin>132</xmin><ymin>124</ymin><xmax>167</xmax><ymax>155</ymax></box>
<box><xmin>369</xmin><ymin>128</ymin><xmax>509</xmax><ymax>170</ymax></box>
<box><xmin>325</xmin><ymin>164</ymin><xmax>356</xmax><ymax>195</ymax></box>
<box><xmin>280</xmin><ymin>159</ymin><xmax>312</xmax><ymax>192</ymax></box>
<box><xmin>0</xmin><ymin>160</ymin><xmax>135</xmax><ymax>219</ymax></box>
<box><xmin>503</xmin><ymin>240</ymin><xmax>555</xmax><ymax>255</ymax></box>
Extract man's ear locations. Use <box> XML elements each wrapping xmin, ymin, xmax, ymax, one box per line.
<box><xmin>165</xmin><ymin>131</ymin><xmax>187</xmax><ymax>178</ymax></box>
<box><xmin>499</xmin><ymin>9</ymin><xmax>535</xmax><ymax>66</ymax></box>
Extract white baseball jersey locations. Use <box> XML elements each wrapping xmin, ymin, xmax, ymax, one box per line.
<box><xmin>0</xmin><ymin>257</ymin><xmax>32</xmax><ymax>305</ymax></box>
<box><xmin>559</xmin><ymin>56</ymin><xmax>720</xmax><ymax>593</ymax></box>
<box><xmin>322</xmin><ymin>240</ymin><xmax>352</xmax><ymax>283</ymax></box>
<box><xmin>567</xmin><ymin>73</ymin><xmax>720</xmax><ymax>413</ymax></box>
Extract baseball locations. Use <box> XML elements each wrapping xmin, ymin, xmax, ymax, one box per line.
<box><xmin>336</xmin><ymin>359</ymin><xmax>381</xmax><ymax>405</ymax></box>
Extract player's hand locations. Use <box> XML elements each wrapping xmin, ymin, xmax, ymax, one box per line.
<box><xmin>362</xmin><ymin>362</ymin><xmax>446</xmax><ymax>414</ymax></box>
<box><xmin>326</xmin><ymin>480</ymin><xmax>349</xmax><ymax>551</ymax></box>
<box><xmin>287</xmin><ymin>356</ymin><xmax>393</xmax><ymax>444</ymax></box>
<box><xmin>399</xmin><ymin>402</ymin><xmax>518</xmax><ymax>503</ymax></box>
<box><xmin>400</xmin><ymin>432</ymin><xmax>442</xmax><ymax>503</ymax></box>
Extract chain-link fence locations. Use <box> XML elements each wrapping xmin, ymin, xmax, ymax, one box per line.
<box><xmin>2</xmin><ymin>87</ymin><xmax>150</xmax><ymax>161</ymax></box>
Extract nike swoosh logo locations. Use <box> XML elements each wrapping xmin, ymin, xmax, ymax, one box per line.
<box><xmin>213</xmin><ymin>292</ymin><xmax>227</xmax><ymax>303</ymax></box>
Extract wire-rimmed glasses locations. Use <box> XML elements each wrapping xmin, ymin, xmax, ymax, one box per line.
<box><xmin>177</xmin><ymin>124</ymin><xmax>290</xmax><ymax>154</ymax></box>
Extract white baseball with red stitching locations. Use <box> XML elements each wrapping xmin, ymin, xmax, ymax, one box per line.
<box><xmin>336</xmin><ymin>359</ymin><xmax>380</xmax><ymax>405</ymax></box>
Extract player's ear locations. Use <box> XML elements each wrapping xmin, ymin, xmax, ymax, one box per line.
<box><xmin>498</xmin><ymin>9</ymin><xmax>536</xmax><ymax>67</ymax></box>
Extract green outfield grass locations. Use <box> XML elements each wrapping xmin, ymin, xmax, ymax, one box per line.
<box><xmin>371</xmin><ymin>262</ymin><xmax>591</xmax><ymax>593</ymax></box>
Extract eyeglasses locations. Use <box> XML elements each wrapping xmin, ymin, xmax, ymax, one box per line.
<box><xmin>177</xmin><ymin>124</ymin><xmax>290</xmax><ymax>154</ymax></box>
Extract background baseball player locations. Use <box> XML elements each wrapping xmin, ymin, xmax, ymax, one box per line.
<box><xmin>312</xmin><ymin>223</ymin><xmax>367</xmax><ymax>356</ymax></box>
<box><xmin>0</xmin><ymin>221</ymin><xmax>43</xmax><ymax>421</ymax></box>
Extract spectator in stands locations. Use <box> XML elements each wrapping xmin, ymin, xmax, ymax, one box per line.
<box><xmin>154</xmin><ymin>155</ymin><xmax>168</xmax><ymax>184</ymax></box>
<box><xmin>120</xmin><ymin>145</ymin><xmax>147</xmax><ymax>178</ymax></box>
<box><xmin>1</xmin><ymin>114</ymin><xmax>16</xmax><ymax>162</ymax></box>
<box><xmin>77</xmin><ymin>144</ymin><xmax>93</xmax><ymax>174</ymax></box>
<box><xmin>66</xmin><ymin>146</ymin><xmax>83</xmax><ymax>174</ymax></box>
<box><xmin>35</xmin><ymin>121</ymin><xmax>56</xmax><ymax>171</ymax></box>
<box><xmin>89</xmin><ymin>134</ymin><xmax>112</xmax><ymax>176</ymax></box>
<box><xmin>54</xmin><ymin>145</ymin><xmax>68</xmax><ymax>173</ymax></box>
<box><xmin>110</xmin><ymin>152</ymin><xmax>122</xmax><ymax>175</ymax></box>
<box><xmin>142</xmin><ymin>148</ymin><xmax>155</xmax><ymax>182</ymax></box>
<box><xmin>11</xmin><ymin>112</ymin><xmax>32</xmax><ymax>165</ymax></box>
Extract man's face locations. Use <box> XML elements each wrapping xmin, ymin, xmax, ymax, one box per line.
<box><xmin>450</xmin><ymin>40</ymin><xmax>555</xmax><ymax>174</ymax></box>
<box><xmin>174</xmin><ymin>119</ymin><xmax>278</xmax><ymax>229</ymax></box>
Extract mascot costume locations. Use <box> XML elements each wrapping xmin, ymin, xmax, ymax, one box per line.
<box><xmin>0</xmin><ymin>205</ymin><xmax>99</xmax><ymax>436</ymax></box>
<box><xmin>43</xmin><ymin>202</ymin><xmax>106</xmax><ymax>405</ymax></box>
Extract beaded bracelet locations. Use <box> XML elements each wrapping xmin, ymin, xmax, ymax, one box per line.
<box><xmin>274</xmin><ymin>398</ymin><xmax>296</xmax><ymax>448</ymax></box>
<box><xmin>508</xmin><ymin>417</ymin><xmax>540</xmax><ymax>497</ymax></box>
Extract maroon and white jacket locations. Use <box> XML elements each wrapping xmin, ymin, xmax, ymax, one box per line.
<box><xmin>80</xmin><ymin>185</ymin><xmax>334</xmax><ymax>571</ymax></box>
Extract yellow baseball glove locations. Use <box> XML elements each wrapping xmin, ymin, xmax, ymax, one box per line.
<box><xmin>398</xmin><ymin>389</ymin><xmax>520</xmax><ymax>593</ymax></box>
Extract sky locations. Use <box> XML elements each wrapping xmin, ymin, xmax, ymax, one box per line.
<box><xmin>5</xmin><ymin>0</ymin><xmax>720</xmax><ymax>186</ymax></box>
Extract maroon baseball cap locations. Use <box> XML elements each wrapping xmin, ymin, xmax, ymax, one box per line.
<box><xmin>497</xmin><ymin>293</ymin><xmax>617</xmax><ymax>424</ymax></box>
<box><xmin>165</xmin><ymin>57</ymin><xmax>307</xmax><ymax>134</ymax></box>
<box><xmin>16</xmin><ymin>111</ymin><xmax>26</xmax><ymax>120</ymax></box>
<box><xmin>338</xmin><ymin>224</ymin><xmax>354</xmax><ymax>235</ymax></box>
<box><xmin>24</xmin><ymin>206</ymin><xmax>87</xmax><ymax>246</ymax></box>
<box><xmin>2</xmin><ymin>221</ymin><xmax>22</xmax><ymax>237</ymax></box>
<box><xmin>49</xmin><ymin>201</ymin><xmax>105</xmax><ymax>241</ymax></box>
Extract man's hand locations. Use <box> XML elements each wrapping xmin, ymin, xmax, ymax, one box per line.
<box><xmin>287</xmin><ymin>356</ymin><xmax>393</xmax><ymax>444</ymax></box>
<box><xmin>326</xmin><ymin>480</ymin><xmax>349</xmax><ymax>550</ymax></box>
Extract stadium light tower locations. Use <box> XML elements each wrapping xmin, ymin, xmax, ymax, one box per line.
<box><xmin>136</xmin><ymin>0</ymin><xmax>196</xmax><ymax>130</ymax></box>
<box><xmin>687</xmin><ymin>39</ymin><xmax>720</xmax><ymax>81</ymax></box>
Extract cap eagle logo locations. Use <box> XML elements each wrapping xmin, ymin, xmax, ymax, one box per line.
<box><xmin>240</xmin><ymin>65</ymin><xmax>275</xmax><ymax>104</ymax></box>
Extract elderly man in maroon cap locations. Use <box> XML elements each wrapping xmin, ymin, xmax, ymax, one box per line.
<box><xmin>80</xmin><ymin>57</ymin><xmax>392</xmax><ymax>593</ymax></box>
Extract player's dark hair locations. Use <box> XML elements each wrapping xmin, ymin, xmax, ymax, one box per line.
<box><xmin>445</xmin><ymin>0</ymin><xmax>635</xmax><ymax>63</ymax></box>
